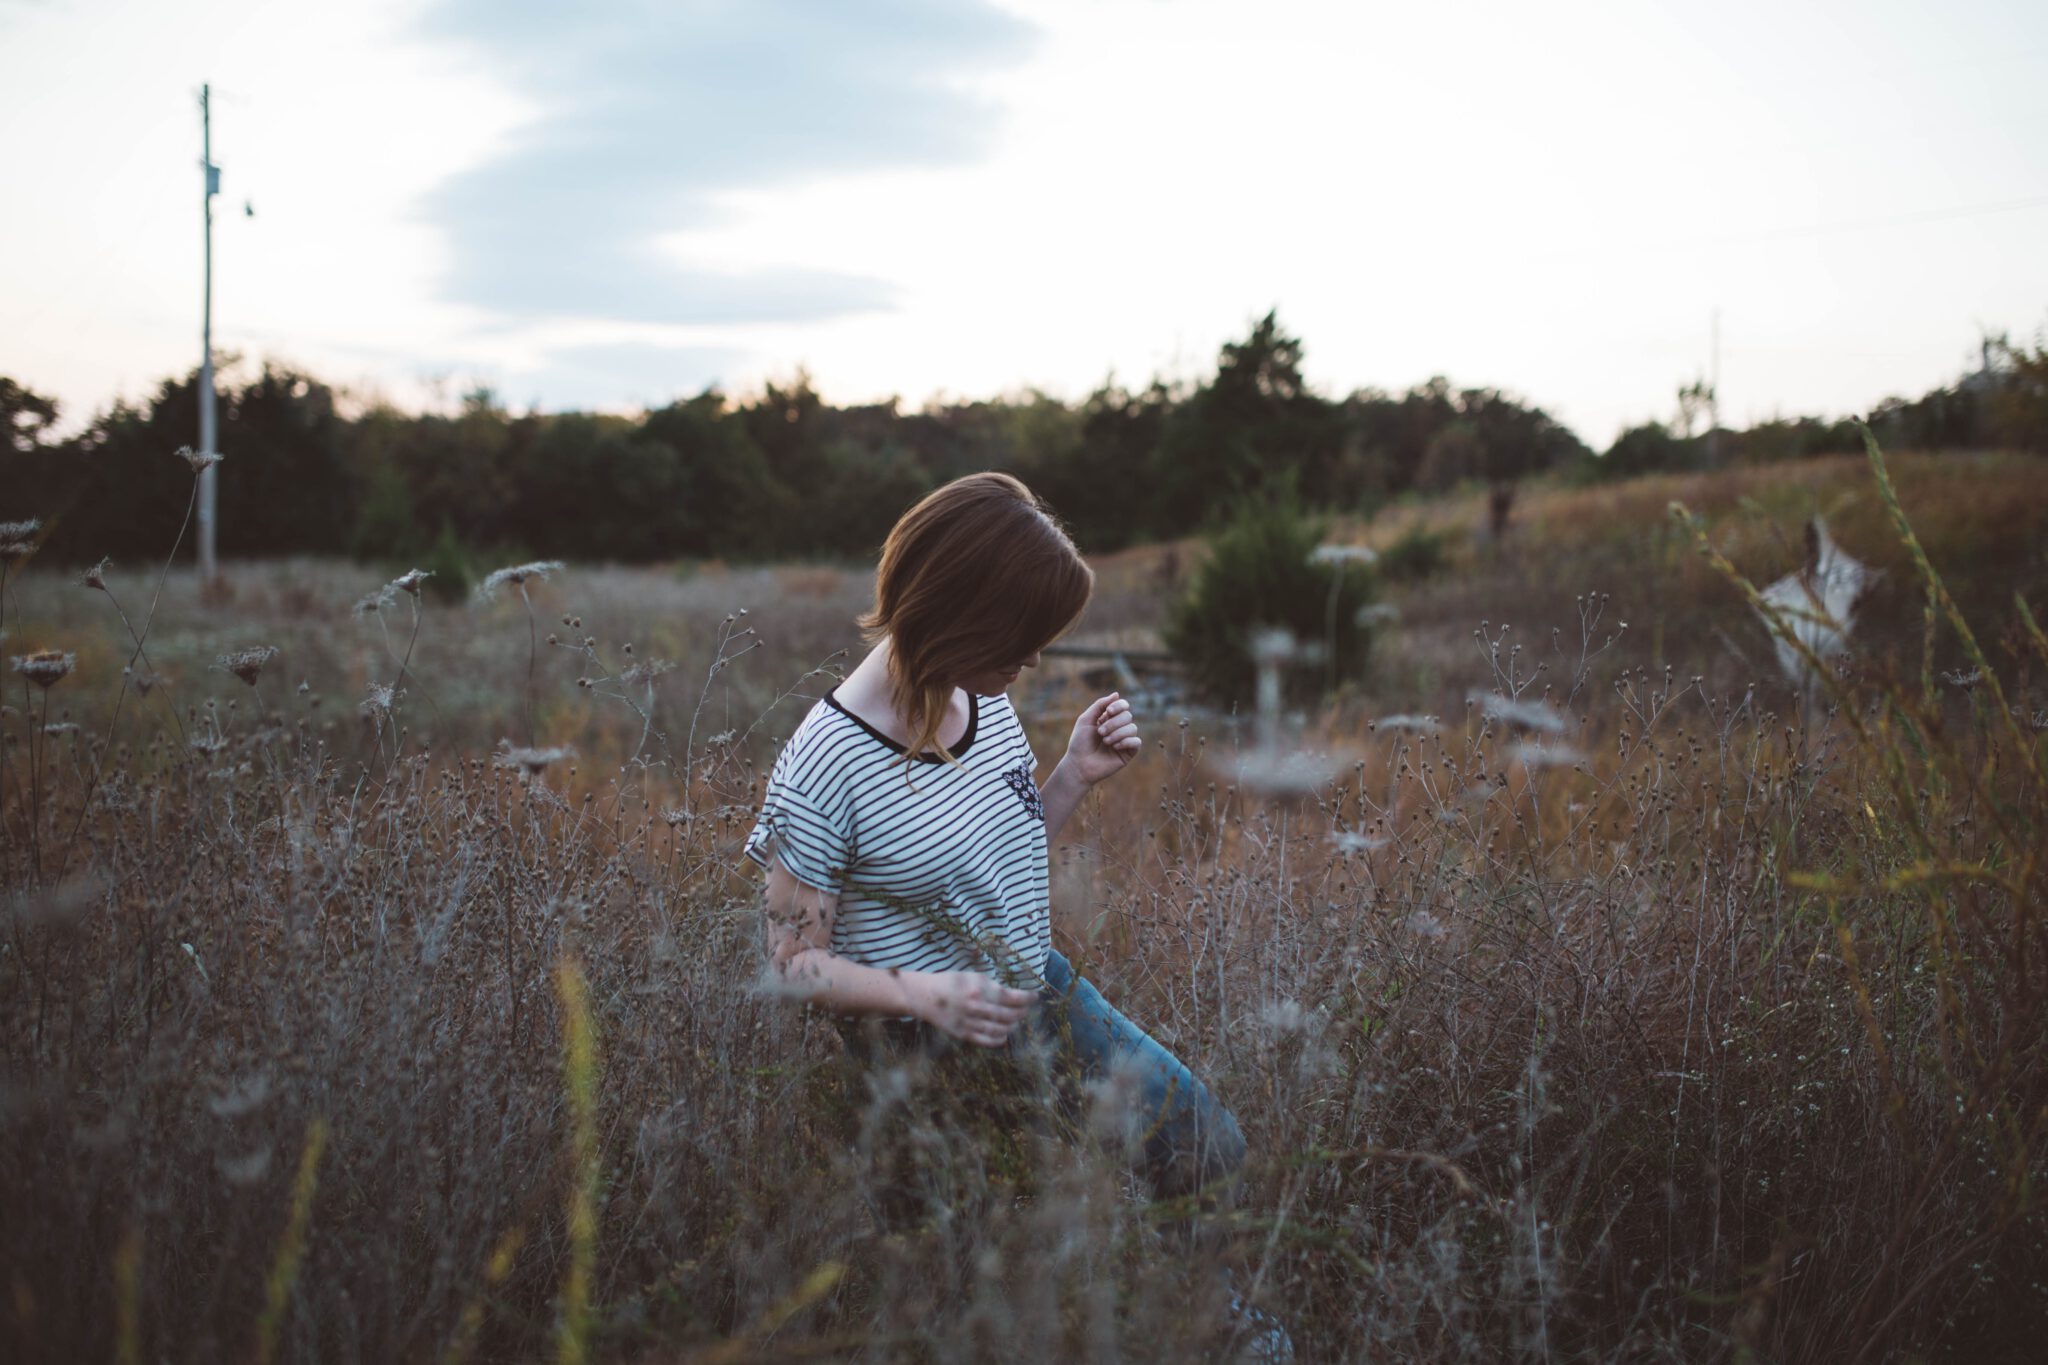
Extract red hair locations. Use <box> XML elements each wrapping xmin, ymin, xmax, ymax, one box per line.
<box><xmin>859</xmin><ymin>472</ymin><xmax>1093</xmax><ymax>765</ymax></box>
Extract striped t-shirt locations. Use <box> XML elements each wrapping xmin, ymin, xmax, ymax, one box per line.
<box><xmin>743</xmin><ymin>687</ymin><xmax>1052</xmax><ymax>986</ymax></box>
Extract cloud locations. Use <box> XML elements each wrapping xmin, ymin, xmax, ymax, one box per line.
<box><xmin>492</xmin><ymin>341</ymin><xmax>744</xmax><ymax>413</ymax></box>
<box><xmin>416</xmin><ymin>0</ymin><xmax>1034</xmax><ymax>326</ymax></box>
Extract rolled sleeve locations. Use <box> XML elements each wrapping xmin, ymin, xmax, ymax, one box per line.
<box><xmin>743</xmin><ymin>769</ymin><xmax>851</xmax><ymax>895</ymax></box>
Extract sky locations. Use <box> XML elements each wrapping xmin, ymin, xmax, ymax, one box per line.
<box><xmin>4</xmin><ymin>0</ymin><xmax>2046</xmax><ymax>448</ymax></box>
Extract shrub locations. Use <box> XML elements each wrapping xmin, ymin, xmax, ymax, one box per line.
<box><xmin>1375</xmin><ymin>523</ymin><xmax>1449</xmax><ymax>582</ymax></box>
<box><xmin>420</xmin><ymin>523</ymin><xmax>474</xmax><ymax>603</ymax></box>
<box><xmin>1578</xmin><ymin>422</ymin><xmax>1702</xmax><ymax>483</ymax></box>
<box><xmin>1163</xmin><ymin>495</ymin><xmax>1374</xmax><ymax>706</ymax></box>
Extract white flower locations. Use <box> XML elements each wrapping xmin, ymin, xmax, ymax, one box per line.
<box><xmin>1229</xmin><ymin>745</ymin><xmax>1344</xmax><ymax>796</ymax></box>
<box><xmin>10</xmin><ymin>650</ymin><xmax>75</xmax><ymax>689</ymax></box>
<box><xmin>1505</xmin><ymin>739</ymin><xmax>1584</xmax><ymax>768</ymax></box>
<box><xmin>477</xmin><ymin>561</ymin><xmax>565</xmax><ymax>600</ymax></box>
<box><xmin>361</xmin><ymin>682</ymin><xmax>402</xmax><ymax>716</ymax></box>
<box><xmin>1403</xmin><ymin>910</ymin><xmax>1449</xmax><ymax>940</ymax></box>
<box><xmin>494</xmin><ymin>743</ymin><xmax>575</xmax><ymax>776</ymax></box>
<box><xmin>215</xmin><ymin>646</ymin><xmax>278</xmax><ymax>686</ymax></box>
<box><xmin>0</xmin><ymin>520</ymin><xmax>44</xmax><ymax>563</ymax></box>
<box><xmin>1468</xmin><ymin>691</ymin><xmax>1567</xmax><ymax>734</ymax></box>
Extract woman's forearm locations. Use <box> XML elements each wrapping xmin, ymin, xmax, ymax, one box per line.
<box><xmin>1040</xmin><ymin>759</ymin><xmax>1090</xmax><ymax>843</ymax></box>
<box><xmin>775</xmin><ymin>945</ymin><xmax>926</xmax><ymax>1020</ymax></box>
<box><xmin>775</xmin><ymin>949</ymin><xmax>1036</xmax><ymax>1047</ymax></box>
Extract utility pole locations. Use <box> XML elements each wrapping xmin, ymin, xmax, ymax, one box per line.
<box><xmin>197</xmin><ymin>83</ymin><xmax>220</xmax><ymax>582</ymax></box>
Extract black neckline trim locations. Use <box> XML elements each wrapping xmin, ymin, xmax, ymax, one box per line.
<box><xmin>825</xmin><ymin>687</ymin><xmax>979</xmax><ymax>764</ymax></box>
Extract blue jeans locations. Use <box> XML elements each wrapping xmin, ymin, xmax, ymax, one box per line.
<box><xmin>1031</xmin><ymin>948</ymin><xmax>1246</xmax><ymax>1200</ymax></box>
<box><xmin>840</xmin><ymin>949</ymin><xmax>1245</xmax><ymax>1201</ymax></box>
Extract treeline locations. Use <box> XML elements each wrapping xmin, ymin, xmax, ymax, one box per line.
<box><xmin>1586</xmin><ymin>333</ymin><xmax>2048</xmax><ymax>483</ymax></box>
<box><xmin>5</xmin><ymin>314</ymin><xmax>2045</xmax><ymax>569</ymax></box>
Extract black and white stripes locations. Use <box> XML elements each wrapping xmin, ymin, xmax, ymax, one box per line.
<box><xmin>744</xmin><ymin>688</ymin><xmax>1052</xmax><ymax>986</ymax></box>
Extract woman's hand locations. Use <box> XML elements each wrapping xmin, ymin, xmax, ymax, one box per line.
<box><xmin>907</xmin><ymin>970</ymin><xmax>1037</xmax><ymax>1048</ymax></box>
<box><xmin>1063</xmin><ymin>692</ymin><xmax>1142</xmax><ymax>787</ymax></box>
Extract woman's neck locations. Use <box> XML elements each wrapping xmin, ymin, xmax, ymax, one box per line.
<box><xmin>836</xmin><ymin>638</ymin><xmax>971</xmax><ymax>754</ymax></box>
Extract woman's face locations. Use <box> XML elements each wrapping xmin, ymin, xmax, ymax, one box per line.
<box><xmin>958</xmin><ymin>647</ymin><xmax>1042</xmax><ymax>698</ymax></box>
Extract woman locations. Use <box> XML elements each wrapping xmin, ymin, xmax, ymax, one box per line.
<box><xmin>742</xmin><ymin>471</ymin><xmax>1245</xmax><ymax>1202</ymax></box>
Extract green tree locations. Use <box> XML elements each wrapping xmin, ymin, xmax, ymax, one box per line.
<box><xmin>1989</xmin><ymin>332</ymin><xmax>2048</xmax><ymax>454</ymax></box>
<box><xmin>1010</xmin><ymin>380</ymin><xmax>1167</xmax><ymax>552</ymax></box>
<box><xmin>739</xmin><ymin>372</ymin><xmax>829</xmax><ymax>493</ymax></box>
<box><xmin>1164</xmin><ymin>492</ymin><xmax>1375</xmax><ymax>707</ymax></box>
<box><xmin>2</xmin><ymin>378</ymin><xmax>59</xmax><ymax>454</ymax></box>
<box><xmin>640</xmin><ymin>390</ymin><xmax>791</xmax><ymax>556</ymax></box>
<box><xmin>214</xmin><ymin>364</ymin><xmax>354</xmax><ymax>557</ymax></box>
<box><xmin>1148</xmin><ymin>312</ymin><xmax>1344</xmax><ymax>536</ymax></box>
<box><xmin>1576</xmin><ymin>422</ymin><xmax>1699</xmax><ymax>484</ymax></box>
<box><xmin>1410</xmin><ymin>385</ymin><xmax>1587</xmax><ymax>539</ymax></box>
<box><xmin>502</xmin><ymin>412</ymin><xmax>684</xmax><ymax>561</ymax></box>
<box><xmin>363</xmin><ymin>387</ymin><xmax>523</xmax><ymax>553</ymax></box>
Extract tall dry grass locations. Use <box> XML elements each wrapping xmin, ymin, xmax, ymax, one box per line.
<box><xmin>1</xmin><ymin>441</ymin><xmax>2043</xmax><ymax>1361</ymax></box>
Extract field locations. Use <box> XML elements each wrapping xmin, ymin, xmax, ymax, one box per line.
<box><xmin>3</xmin><ymin>448</ymin><xmax>2046</xmax><ymax>1362</ymax></box>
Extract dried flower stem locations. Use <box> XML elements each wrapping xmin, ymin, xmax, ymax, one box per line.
<box><xmin>254</xmin><ymin>1117</ymin><xmax>329</xmax><ymax>1365</ymax></box>
<box><xmin>554</xmin><ymin>957</ymin><xmax>600</xmax><ymax>1365</ymax></box>
<box><xmin>54</xmin><ymin>577</ymin><xmax>190</xmax><ymax>885</ymax></box>
<box><xmin>370</xmin><ymin>594</ymin><xmax>442</xmax><ymax>774</ymax></box>
<box><xmin>521</xmin><ymin>582</ymin><xmax>539</xmax><ymax>747</ymax></box>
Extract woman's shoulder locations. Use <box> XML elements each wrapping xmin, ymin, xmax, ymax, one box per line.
<box><xmin>769</xmin><ymin>695</ymin><xmax>873</xmax><ymax>781</ymax></box>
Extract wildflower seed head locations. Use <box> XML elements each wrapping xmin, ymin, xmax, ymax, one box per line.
<box><xmin>620</xmin><ymin>658</ymin><xmax>676</xmax><ymax>687</ymax></box>
<box><xmin>1227</xmin><ymin>744</ymin><xmax>1344</xmax><ymax>796</ymax></box>
<box><xmin>1404</xmin><ymin>910</ymin><xmax>1449</xmax><ymax>940</ymax></box>
<box><xmin>1258</xmin><ymin>997</ymin><xmax>1314</xmax><ymax>1036</ymax></box>
<box><xmin>215</xmin><ymin>646</ymin><xmax>278</xmax><ymax>687</ymax></box>
<box><xmin>1506</xmin><ymin>739</ymin><xmax>1585</xmax><ymax>769</ymax></box>
<box><xmin>494</xmin><ymin>743</ymin><xmax>575</xmax><ymax>777</ymax></box>
<box><xmin>391</xmin><ymin>568</ymin><xmax>431</xmax><ymax>596</ymax></box>
<box><xmin>80</xmin><ymin>557</ymin><xmax>110</xmax><ymax>590</ymax></box>
<box><xmin>0</xmin><ymin>519</ymin><xmax>43</xmax><ymax>563</ymax></box>
<box><xmin>176</xmin><ymin>445</ymin><xmax>223</xmax><ymax>474</ymax></box>
<box><xmin>1467</xmin><ymin>690</ymin><xmax>1567</xmax><ymax>734</ymax></box>
<box><xmin>477</xmin><ymin>561</ymin><xmax>565</xmax><ymax>600</ymax></box>
<box><xmin>11</xmin><ymin>650</ymin><xmax>76</xmax><ymax>690</ymax></box>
